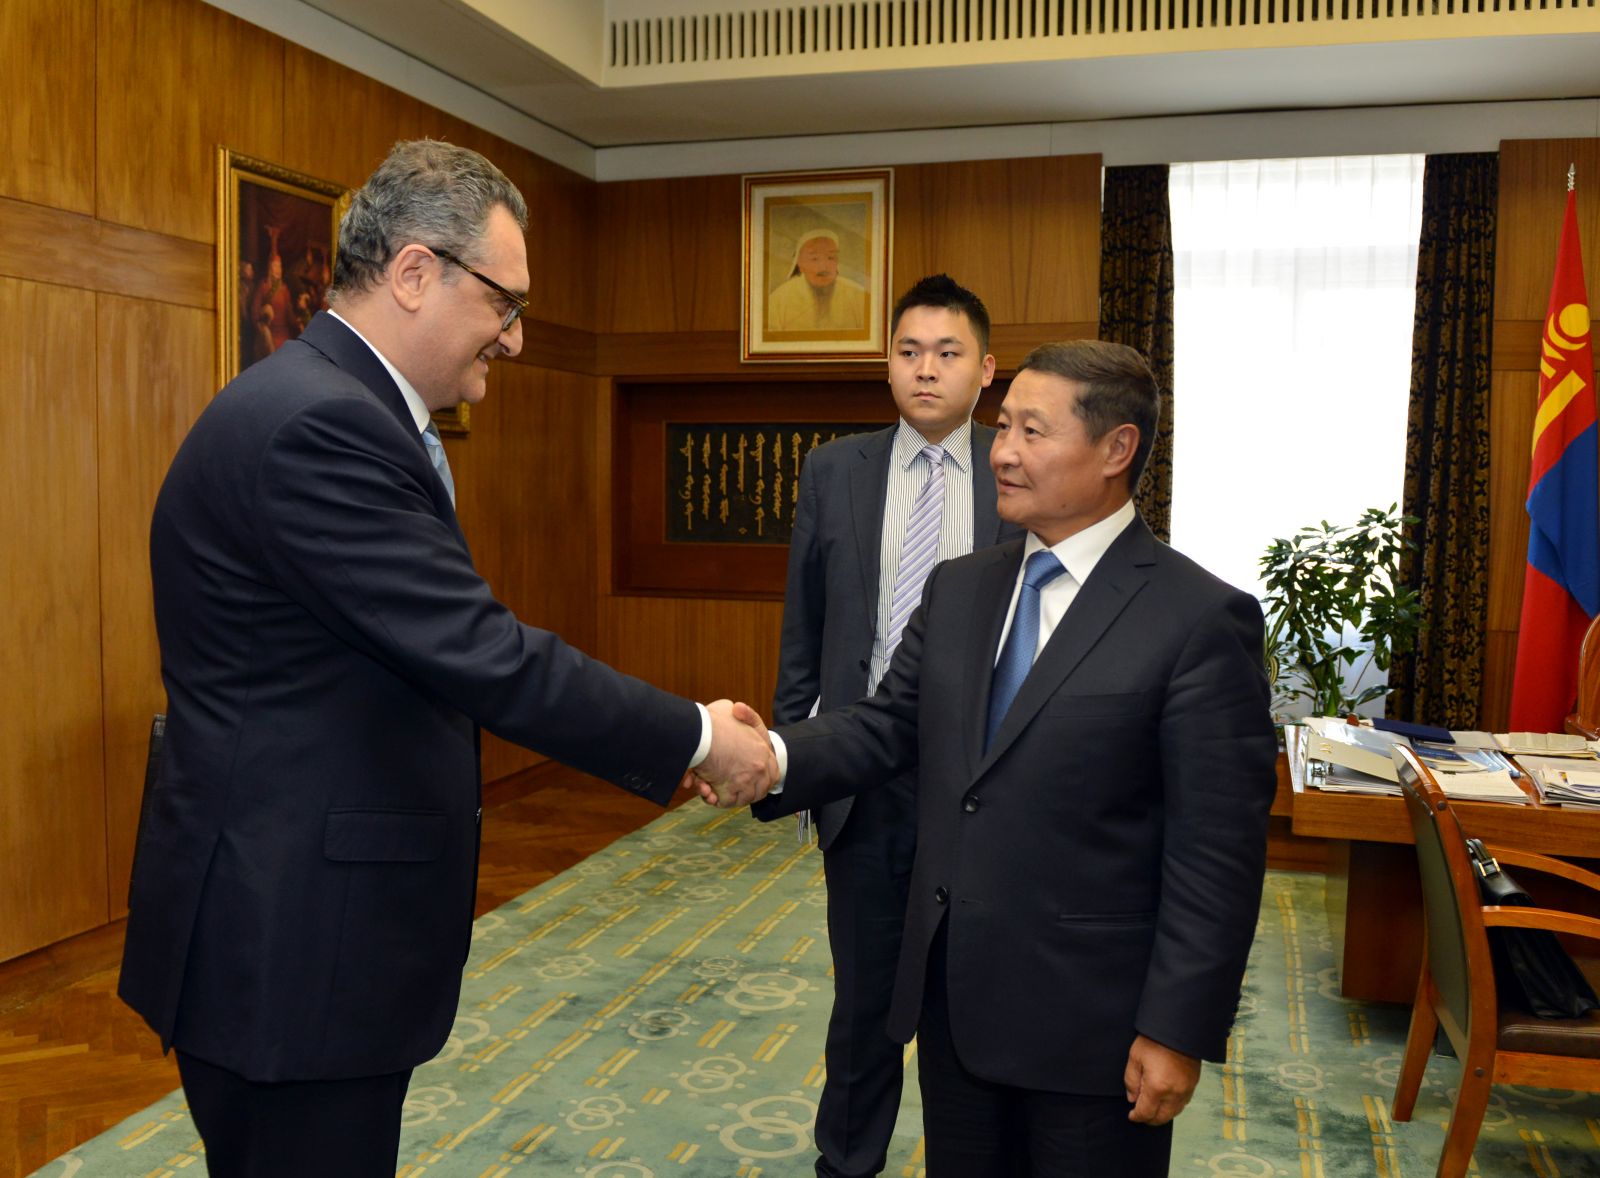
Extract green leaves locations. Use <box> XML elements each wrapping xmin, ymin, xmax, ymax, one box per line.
<box><xmin>1260</xmin><ymin>505</ymin><xmax>1423</xmax><ymax>719</ymax></box>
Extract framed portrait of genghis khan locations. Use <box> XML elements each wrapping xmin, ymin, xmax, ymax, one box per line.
<box><xmin>741</xmin><ymin>168</ymin><xmax>893</xmax><ymax>363</ymax></box>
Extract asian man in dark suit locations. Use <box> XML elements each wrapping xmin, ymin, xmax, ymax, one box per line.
<box><xmin>774</xmin><ymin>275</ymin><xmax>1017</xmax><ymax>1177</ymax></box>
<box><xmin>726</xmin><ymin>340</ymin><xmax>1277</xmax><ymax>1175</ymax></box>
<box><xmin>118</xmin><ymin>140</ymin><xmax>774</xmax><ymax>1177</ymax></box>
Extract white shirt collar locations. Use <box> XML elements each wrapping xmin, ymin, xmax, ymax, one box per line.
<box><xmin>892</xmin><ymin>417</ymin><xmax>973</xmax><ymax>472</ymax></box>
<box><xmin>328</xmin><ymin>309</ymin><xmax>432</xmax><ymax>435</ymax></box>
<box><xmin>1024</xmin><ymin>498</ymin><xmax>1138</xmax><ymax>586</ymax></box>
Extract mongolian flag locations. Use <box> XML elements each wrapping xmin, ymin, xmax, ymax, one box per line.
<box><xmin>1510</xmin><ymin>183</ymin><xmax>1598</xmax><ymax>732</ymax></box>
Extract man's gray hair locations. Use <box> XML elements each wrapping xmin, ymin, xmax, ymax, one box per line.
<box><xmin>330</xmin><ymin>139</ymin><xmax>528</xmax><ymax>299</ymax></box>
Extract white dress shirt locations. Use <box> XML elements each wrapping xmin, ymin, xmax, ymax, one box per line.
<box><xmin>992</xmin><ymin>499</ymin><xmax>1137</xmax><ymax>668</ymax></box>
<box><xmin>772</xmin><ymin>500</ymin><xmax>1139</xmax><ymax>784</ymax></box>
<box><xmin>868</xmin><ymin>419</ymin><xmax>977</xmax><ymax>692</ymax></box>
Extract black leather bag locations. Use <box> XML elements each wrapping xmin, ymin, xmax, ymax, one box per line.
<box><xmin>1466</xmin><ymin>838</ymin><xmax>1600</xmax><ymax>1020</ymax></box>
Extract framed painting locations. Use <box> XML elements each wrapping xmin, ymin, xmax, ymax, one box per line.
<box><xmin>216</xmin><ymin>149</ymin><xmax>348</xmax><ymax>389</ymax></box>
<box><xmin>741</xmin><ymin>168</ymin><xmax>893</xmax><ymax>362</ymax></box>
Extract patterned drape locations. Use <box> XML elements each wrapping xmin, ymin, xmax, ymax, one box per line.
<box><xmin>1387</xmin><ymin>152</ymin><xmax>1497</xmax><ymax>728</ymax></box>
<box><xmin>1099</xmin><ymin>165</ymin><xmax>1176</xmax><ymax>541</ymax></box>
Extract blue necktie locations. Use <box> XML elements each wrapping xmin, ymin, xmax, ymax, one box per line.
<box><xmin>422</xmin><ymin>421</ymin><xmax>456</xmax><ymax>507</ymax></box>
<box><xmin>985</xmin><ymin>550</ymin><xmax>1067</xmax><ymax>750</ymax></box>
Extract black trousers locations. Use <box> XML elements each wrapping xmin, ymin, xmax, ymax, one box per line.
<box><xmin>915</xmin><ymin>922</ymin><xmax>1174</xmax><ymax>1178</ymax></box>
<box><xmin>176</xmin><ymin>1050</ymin><xmax>413</xmax><ymax>1177</ymax></box>
<box><xmin>815</xmin><ymin>780</ymin><xmax>918</xmax><ymax>1178</ymax></box>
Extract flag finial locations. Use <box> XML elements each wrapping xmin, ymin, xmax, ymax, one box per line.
<box><xmin>1570</xmin><ymin>163</ymin><xmax>1577</xmax><ymax>192</ymax></box>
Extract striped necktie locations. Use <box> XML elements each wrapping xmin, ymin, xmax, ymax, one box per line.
<box><xmin>985</xmin><ymin>550</ymin><xmax>1067</xmax><ymax>750</ymax></box>
<box><xmin>422</xmin><ymin>421</ymin><xmax>456</xmax><ymax>507</ymax></box>
<box><xmin>885</xmin><ymin>444</ymin><xmax>948</xmax><ymax>657</ymax></box>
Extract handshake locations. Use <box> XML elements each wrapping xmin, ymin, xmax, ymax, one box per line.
<box><xmin>685</xmin><ymin>699</ymin><xmax>780</xmax><ymax>809</ymax></box>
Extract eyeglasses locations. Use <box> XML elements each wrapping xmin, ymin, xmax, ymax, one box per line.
<box><xmin>432</xmin><ymin>248</ymin><xmax>529</xmax><ymax>333</ymax></box>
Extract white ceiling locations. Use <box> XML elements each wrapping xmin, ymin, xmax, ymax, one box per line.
<box><xmin>300</xmin><ymin>0</ymin><xmax>1600</xmax><ymax>148</ymax></box>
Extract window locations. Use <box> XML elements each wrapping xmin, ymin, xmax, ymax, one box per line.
<box><xmin>1167</xmin><ymin>155</ymin><xmax>1425</xmax><ymax>598</ymax></box>
<box><xmin>1167</xmin><ymin>155</ymin><xmax>1425</xmax><ymax>713</ymax></box>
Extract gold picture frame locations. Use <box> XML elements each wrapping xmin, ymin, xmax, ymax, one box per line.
<box><xmin>741</xmin><ymin>168</ymin><xmax>893</xmax><ymax>363</ymax></box>
<box><xmin>215</xmin><ymin>149</ymin><xmax>470</xmax><ymax>436</ymax></box>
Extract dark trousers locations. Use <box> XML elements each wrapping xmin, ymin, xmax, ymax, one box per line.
<box><xmin>915</xmin><ymin>922</ymin><xmax>1173</xmax><ymax>1178</ymax></box>
<box><xmin>815</xmin><ymin>781</ymin><xmax>918</xmax><ymax>1178</ymax></box>
<box><xmin>177</xmin><ymin>1050</ymin><xmax>412</xmax><ymax>1177</ymax></box>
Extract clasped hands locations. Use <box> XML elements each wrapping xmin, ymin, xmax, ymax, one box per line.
<box><xmin>686</xmin><ymin>700</ymin><xmax>777</xmax><ymax>808</ymax></box>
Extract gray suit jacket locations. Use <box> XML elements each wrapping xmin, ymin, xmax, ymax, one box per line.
<box><xmin>771</xmin><ymin>422</ymin><xmax>1013</xmax><ymax>848</ymax></box>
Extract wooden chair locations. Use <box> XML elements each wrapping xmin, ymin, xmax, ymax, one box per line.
<box><xmin>1565</xmin><ymin>614</ymin><xmax>1600</xmax><ymax>739</ymax></box>
<box><xmin>1389</xmin><ymin>745</ymin><xmax>1600</xmax><ymax>1177</ymax></box>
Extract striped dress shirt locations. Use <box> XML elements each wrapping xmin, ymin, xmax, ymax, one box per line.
<box><xmin>868</xmin><ymin>418</ymin><xmax>976</xmax><ymax>693</ymax></box>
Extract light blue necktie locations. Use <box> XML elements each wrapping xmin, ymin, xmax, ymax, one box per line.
<box><xmin>422</xmin><ymin>421</ymin><xmax>456</xmax><ymax>507</ymax></box>
<box><xmin>985</xmin><ymin>550</ymin><xmax>1067</xmax><ymax>750</ymax></box>
<box><xmin>885</xmin><ymin>445</ymin><xmax>948</xmax><ymax>657</ymax></box>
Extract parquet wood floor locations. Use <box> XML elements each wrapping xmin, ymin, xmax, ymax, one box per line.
<box><xmin>0</xmin><ymin>762</ymin><xmax>694</xmax><ymax>1177</ymax></box>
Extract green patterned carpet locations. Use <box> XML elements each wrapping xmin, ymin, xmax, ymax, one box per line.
<box><xmin>31</xmin><ymin>805</ymin><xmax>1600</xmax><ymax>1176</ymax></box>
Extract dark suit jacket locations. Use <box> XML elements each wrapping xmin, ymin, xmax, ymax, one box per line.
<box><xmin>772</xmin><ymin>423</ymin><xmax>1013</xmax><ymax>848</ymax></box>
<box><xmin>755</xmin><ymin>516</ymin><xmax>1277</xmax><ymax>1094</ymax></box>
<box><xmin>119</xmin><ymin>313</ymin><xmax>700</xmax><ymax>1082</ymax></box>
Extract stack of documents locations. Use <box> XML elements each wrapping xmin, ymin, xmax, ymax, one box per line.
<box><xmin>1410</xmin><ymin>741</ymin><xmax>1530</xmax><ymax>803</ymax></box>
<box><xmin>1298</xmin><ymin>718</ymin><xmax>1404</xmax><ymax>795</ymax></box>
<box><xmin>1516</xmin><ymin>756</ymin><xmax>1600</xmax><ymax>809</ymax></box>
<box><xmin>1293</xmin><ymin>718</ymin><xmax>1529</xmax><ymax>802</ymax></box>
<box><xmin>1493</xmin><ymin>732</ymin><xmax>1598</xmax><ymax>757</ymax></box>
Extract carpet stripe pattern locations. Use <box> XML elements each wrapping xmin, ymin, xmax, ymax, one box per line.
<box><xmin>30</xmin><ymin>805</ymin><xmax>1600</xmax><ymax>1175</ymax></box>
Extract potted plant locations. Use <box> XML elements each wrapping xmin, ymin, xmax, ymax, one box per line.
<box><xmin>1259</xmin><ymin>504</ymin><xmax>1423</xmax><ymax>720</ymax></box>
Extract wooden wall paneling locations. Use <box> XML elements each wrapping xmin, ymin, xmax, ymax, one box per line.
<box><xmin>450</xmin><ymin>362</ymin><xmax>604</xmax><ymax>783</ymax></box>
<box><xmin>596</xmin><ymin>176</ymin><xmax>743</xmax><ymax>334</ymax></box>
<box><xmin>282</xmin><ymin>46</ymin><xmax>436</xmax><ymax>194</ymax></box>
<box><xmin>284</xmin><ymin>45</ymin><xmax>599</xmax><ymax>334</ymax></box>
<box><xmin>1486</xmin><ymin>369</ymin><xmax>1537</xmax><ymax>633</ymax></box>
<box><xmin>893</xmin><ymin>156</ymin><xmax>1102</xmax><ymax>326</ymax></box>
<box><xmin>1480</xmin><ymin>630</ymin><xmax>1518</xmax><ymax>733</ymax></box>
<box><xmin>0</xmin><ymin>196</ymin><xmax>213</xmax><ymax>309</ymax></box>
<box><xmin>95</xmin><ymin>293</ymin><xmax>215</xmax><ymax>919</ymax></box>
<box><xmin>97</xmin><ymin>0</ymin><xmax>284</xmax><ymax>243</ymax></box>
<box><xmin>0</xmin><ymin>0</ymin><xmax>95</xmax><ymax>213</ymax></box>
<box><xmin>504</xmin><ymin>154</ymin><xmax>598</xmax><ymax>333</ymax></box>
<box><xmin>1493</xmin><ymin>139</ymin><xmax>1600</xmax><ymax>322</ymax></box>
<box><xmin>598</xmin><ymin>598</ymin><xmax>786</xmax><ymax>717</ymax></box>
<box><xmin>0</xmin><ymin>278</ymin><xmax>108</xmax><ymax>962</ymax></box>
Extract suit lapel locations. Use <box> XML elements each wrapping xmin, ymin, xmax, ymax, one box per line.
<box><xmin>974</xmin><ymin>518</ymin><xmax>1156</xmax><ymax>778</ymax></box>
<box><xmin>297</xmin><ymin>312</ymin><xmax>469</xmax><ymax>547</ymax></box>
<box><xmin>849</xmin><ymin>427</ymin><xmax>896</xmax><ymax>621</ymax></box>
<box><xmin>962</xmin><ymin>539</ymin><xmax>1027</xmax><ymax>773</ymax></box>
<box><xmin>970</xmin><ymin>423</ymin><xmax>1003</xmax><ymax>545</ymax></box>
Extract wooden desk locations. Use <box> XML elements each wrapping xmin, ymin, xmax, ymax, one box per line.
<box><xmin>1290</xmin><ymin>753</ymin><xmax>1600</xmax><ymax>1004</ymax></box>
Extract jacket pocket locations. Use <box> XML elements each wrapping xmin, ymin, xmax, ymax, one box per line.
<box><xmin>1057</xmin><ymin>910</ymin><xmax>1158</xmax><ymax>928</ymax></box>
<box><xmin>324</xmin><ymin>808</ymin><xmax>448</xmax><ymax>863</ymax></box>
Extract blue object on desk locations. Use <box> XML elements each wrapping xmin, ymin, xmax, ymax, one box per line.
<box><xmin>1371</xmin><ymin>717</ymin><xmax>1454</xmax><ymax>742</ymax></box>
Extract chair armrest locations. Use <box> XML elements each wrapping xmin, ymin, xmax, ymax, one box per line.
<box><xmin>1482</xmin><ymin>906</ymin><xmax>1600</xmax><ymax>943</ymax></box>
<box><xmin>1483</xmin><ymin>846</ymin><xmax>1600</xmax><ymax>895</ymax></box>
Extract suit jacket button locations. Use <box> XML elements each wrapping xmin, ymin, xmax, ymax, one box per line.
<box><xmin>962</xmin><ymin>795</ymin><xmax>979</xmax><ymax>813</ymax></box>
<box><xmin>934</xmin><ymin>887</ymin><xmax>948</xmax><ymax>905</ymax></box>
<box><xmin>858</xmin><ymin>658</ymin><xmax>868</xmax><ymax>671</ymax></box>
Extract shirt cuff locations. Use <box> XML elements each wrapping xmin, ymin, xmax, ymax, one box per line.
<box><xmin>689</xmin><ymin>703</ymin><xmax>712</xmax><ymax>769</ymax></box>
<box><xmin>769</xmin><ymin>731</ymin><xmax>788</xmax><ymax>792</ymax></box>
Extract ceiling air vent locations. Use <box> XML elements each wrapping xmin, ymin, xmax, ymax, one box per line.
<box><xmin>608</xmin><ymin>0</ymin><xmax>1595</xmax><ymax>70</ymax></box>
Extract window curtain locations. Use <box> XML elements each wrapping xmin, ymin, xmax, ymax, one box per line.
<box><xmin>1099</xmin><ymin>164</ymin><xmax>1175</xmax><ymax>541</ymax></box>
<box><xmin>1386</xmin><ymin>153</ymin><xmax>1498</xmax><ymax>728</ymax></box>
